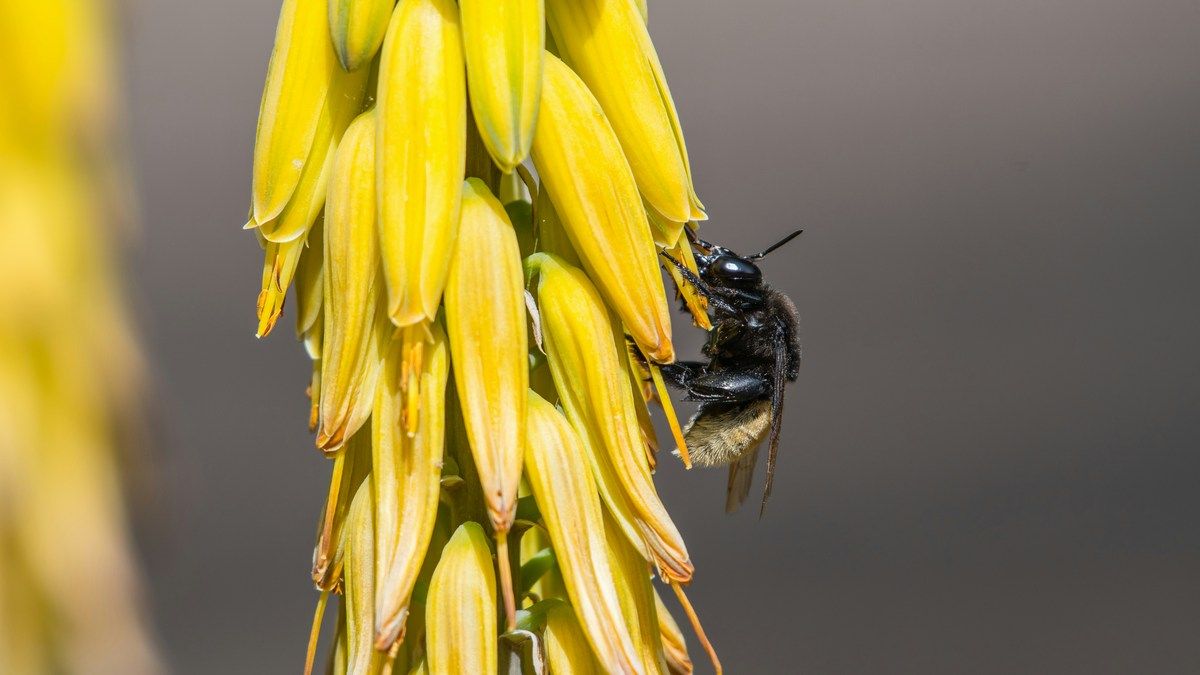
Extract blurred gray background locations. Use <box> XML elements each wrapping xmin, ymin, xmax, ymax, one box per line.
<box><xmin>123</xmin><ymin>0</ymin><xmax>1200</xmax><ymax>672</ymax></box>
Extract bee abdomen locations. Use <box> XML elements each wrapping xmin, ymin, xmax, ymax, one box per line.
<box><xmin>680</xmin><ymin>399</ymin><xmax>771</xmax><ymax>467</ymax></box>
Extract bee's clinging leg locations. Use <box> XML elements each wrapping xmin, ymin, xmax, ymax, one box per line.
<box><xmin>683</xmin><ymin>371</ymin><xmax>769</xmax><ymax>404</ymax></box>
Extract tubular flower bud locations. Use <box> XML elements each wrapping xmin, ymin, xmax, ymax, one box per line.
<box><xmin>293</xmin><ymin>218</ymin><xmax>325</xmax><ymax>341</ymax></box>
<box><xmin>329</xmin><ymin>0</ymin><xmax>394</xmax><ymax>71</ymax></box>
<box><xmin>604</xmin><ymin>512</ymin><xmax>669</xmax><ymax>675</ymax></box>
<box><xmin>377</xmin><ymin>0</ymin><xmax>467</xmax><ymax>326</ymax></box>
<box><xmin>544</xmin><ymin>601</ymin><xmax>604</xmax><ymax>675</ymax></box>
<box><xmin>445</xmin><ymin>178</ymin><xmax>527</xmax><ymax>533</ymax></box>
<box><xmin>425</xmin><ymin>523</ymin><xmax>498</xmax><ymax>675</ymax></box>
<box><xmin>317</xmin><ymin>110</ymin><xmax>384</xmax><ymax>452</ymax></box>
<box><xmin>460</xmin><ymin>0</ymin><xmax>544</xmax><ymax>172</ymax></box>
<box><xmin>531</xmin><ymin>53</ymin><xmax>674</xmax><ymax>363</ymax></box>
<box><xmin>252</xmin><ymin>0</ymin><xmax>338</xmax><ymax>225</ymax></box>
<box><xmin>528</xmin><ymin>253</ymin><xmax>693</xmax><ymax>583</ymax></box>
<box><xmin>311</xmin><ymin>428</ymin><xmax>370</xmax><ymax>590</ymax></box>
<box><xmin>256</xmin><ymin>64</ymin><xmax>369</xmax><ymax>244</ymax></box>
<box><xmin>372</xmin><ymin>322</ymin><xmax>449</xmax><ymax>649</ymax></box>
<box><xmin>546</xmin><ymin>0</ymin><xmax>704</xmax><ymax>223</ymax></box>
<box><xmin>525</xmin><ymin>391</ymin><xmax>644</xmax><ymax>673</ymax></box>
<box><xmin>343</xmin><ymin>482</ymin><xmax>387</xmax><ymax>674</ymax></box>
<box><xmin>655</xmin><ymin>590</ymin><xmax>693</xmax><ymax>675</ymax></box>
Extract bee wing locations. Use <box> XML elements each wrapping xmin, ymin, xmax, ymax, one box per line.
<box><xmin>724</xmin><ymin>445</ymin><xmax>760</xmax><ymax>513</ymax></box>
<box><xmin>758</xmin><ymin>325</ymin><xmax>791</xmax><ymax>518</ymax></box>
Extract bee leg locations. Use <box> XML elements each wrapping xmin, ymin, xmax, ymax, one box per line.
<box><xmin>684</xmin><ymin>371</ymin><xmax>769</xmax><ymax>403</ymax></box>
<box><xmin>659</xmin><ymin>361</ymin><xmax>707</xmax><ymax>389</ymax></box>
<box><xmin>659</xmin><ymin>250</ymin><xmax>743</xmax><ymax>318</ymax></box>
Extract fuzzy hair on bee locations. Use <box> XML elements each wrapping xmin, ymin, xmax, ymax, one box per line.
<box><xmin>660</xmin><ymin>228</ymin><xmax>803</xmax><ymax>515</ymax></box>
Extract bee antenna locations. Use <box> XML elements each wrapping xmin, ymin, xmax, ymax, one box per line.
<box><xmin>747</xmin><ymin>229</ymin><xmax>804</xmax><ymax>261</ymax></box>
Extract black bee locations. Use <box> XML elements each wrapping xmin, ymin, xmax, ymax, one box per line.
<box><xmin>660</xmin><ymin>228</ymin><xmax>802</xmax><ymax>515</ymax></box>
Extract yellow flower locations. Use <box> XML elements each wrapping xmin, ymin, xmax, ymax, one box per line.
<box><xmin>377</xmin><ymin>0</ymin><xmax>466</xmax><ymax>326</ymax></box>
<box><xmin>343</xmin><ymin>481</ymin><xmax>387</xmax><ymax>673</ymax></box>
<box><xmin>544</xmin><ymin>601</ymin><xmax>603</xmax><ymax>675</ymax></box>
<box><xmin>328</xmin><ymin>0</ymin><xmax>394</xmax><ymax>71</ymax></box>
<box><xmin>445</xmin><ymin>179</ymin><xmax>528</xmax><ymax>533</ymax></box>
<box><xmin>372</xmin><ymin>322</ymin><xmax>449</xmax><ymax>649</ymax></box>
<box><xmin>528</xmin><ymin>253</ymin><xmax>693</xmax><ymax>583</ymax></box>
<box><xmin>254</xmin><ymin>64</ymin><xmax>369</xmax><ymax>243</ymax></box>
<box><xmin>546</xmin><ymin>0</ymin><xmax>704</xmax><ymax>224</ymax></box>
<box><xmin>252</xmin><ymin>0</ymin><xmax>338</xmax><ymax>225</ymax></box>
<box><xmin>525</xmin><ymin>391</ymin><xmax>643</xmax><ymax>673</ymax></box>
<box><xmin>531</xmin><ymin>54</ymin><xmax>674</xmax><ymax>363</ymax></box>
<box><xmin>460</xmin><ymin>0</ymin><xmax>544</xmax><ymax>172</ymax></box>
<box><xmin>317</xmin><ymin>109</ymin><xmax>385</xmax><ymax>452</ymax></box>
<box><xmin>425</xmin><ymin>523</ymin><xmax>498</xmax><ymax>675</ymax></box>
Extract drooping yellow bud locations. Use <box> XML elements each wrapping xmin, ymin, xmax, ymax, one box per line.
<box><xmin>317</xmin><ymin>110</ymin><xmax>384</xmax><ymax>452</ymax></box>
<box><xmin>531</xmin><ymin>54</ymin><xmax>674</xmax><ymax>363</ymax></box>
<box><xmin>445</xmin><ymin>178</ymin><xmax>527</xmax><ymax>533</ymax></box>
<box><xmin>328</xmin><ymin>0</ymin><xmax>394</xmax><ymax>71</ymax></box>
<box><xmin>252</xmin><ymin>0</ymin><xmax>337</xmax><ymax>225</ymax></box>
<box><xmin>546</xmin><ymin>0</ymin><xmax>704</xmax><ymax>223</ymax></box>
<box><xmin>460</xmin><ymin>0</ymin><xmax>544</xmax><ymax>172</ymax></box>
<box><xmin>372</xmin><ymin>322</ymin><xmax>448</xmax><ymax>649</ymax></box>
<box><xmin>543</xmin><ymin>601</ymin><xmax>604</xmax><ymax>675</ymax></box>
<box><xmin>257</xmin><ymin>64</ymin><xmax>369</xmax><ymax>243</ymax></box>
<box><xmin>425</xmin><ymin>523</ymin><xmax>498</xmax><ymax>675</ymax></box>
<box><xmin>293</xmin><ymin>218</ymin><xmax>324</xmax><ymax>341</ymax></box>
<box><xmin>342</xmin><ymin>482</ymin><xmax>387</xmax><ymax>674</ymax></box>
<box><xmin>377</xmin><ymin>0</ymin><xmax>466</xmax><ymax>326</ymax></box>
<box><xmin>528</xmin><ymin>253</ymin><xmax>693</xmax><ymax>583</ymax></box>
<box><xmin>655</xmin><ymin>590</ymin><xmax>693</xmax><ymax>675</ymax></box>
<box><xmin>525</xmin><ymin>391</ymin><xmax>644</xmax><ymax>673</ymax></box>
<box><xmin>604</xmin><ymin>512</ymin><xmax>669</xmax><ymax>675</ymax></box>
<box><xmin>311</xmin><ymin>428</ymin><xmax>370</xmax><ymax>590</ymax></box>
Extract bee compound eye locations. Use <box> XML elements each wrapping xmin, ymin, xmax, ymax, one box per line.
<box><xmin>710</xmin><ymin>256</ymin><xmax>762</xmax><ymax>285</ymax></box>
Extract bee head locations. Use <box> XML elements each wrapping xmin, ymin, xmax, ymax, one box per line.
<box><xmin>705</xmin><ymin>254</ymin><xmax>763</xmax><ymax>288</ymax></box>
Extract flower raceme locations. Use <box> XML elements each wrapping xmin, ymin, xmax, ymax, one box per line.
<box><xmin>244</xmin><ymin>0</ymin><xmax>719</xmax><ymax>671</ymax></box>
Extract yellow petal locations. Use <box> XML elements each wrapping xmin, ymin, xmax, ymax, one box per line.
<box><xmin>311</xmin><ymin>429</ymin><xmax>371</xmax><ymax>590</ymax></box>
<box><xmin>604</xmin><ymin>512</ymin><xmax>669</xmax><ymax>675</ymax></box>
<box><xmin>372</xmin><ymin>322</ymin><xmax>449</xmax><ymax>649</ymax></box>
<box><xmin>546</xmin><ymin>0</ymin><xmax>703</xmax><ymax>223</ymax></box>
<box><xmin>255</xmin><ymin>234</ymin><xmax>306</xmax><ymax>338</ymax></box>
<box><xmin>525</xmin><ymin>391</ymin><xmax>645</xmax><ymax>673</ymax></box>
<box><xmin>543</xmin><ymin>602</ymin><xmax>604</xmax><ymax>675</ymax></box>
<box><xmin>329</xmin><ymin>0</ymin><xmax>394</xmax><ymax>71</ymax></box>
<box><xmin>425</xmin><ymin>523</ymin><xmax>498</xmax><ymax>675</ymax></box>
<box><xmin>317</xmin><ymin>110</ymin><xmax>384</xmax><ymax>452</ymax></box>
<box><xmin>530</xmin><ymin>54</ymin><xmax>673</xmax><ymax>363</ymax></box>
<box><xmin>445</xmin><ymin>178</ymin><xmax>527</xmax><ymax>532</ymax></box>
<box><xmin>654</xmin><ymin>590</ymin><xmax>693</xmax><ymax>675</ymax></box>
<box><xmin>635</xmin><ymin>0</ymin><xmax>649</xmax><ymax>24</ymax></box>
<box><xmin>460</xmin><ymin>0</ymin><xmax>544</xmax><ymax>172</ymax></box>
<box><xmin>377</xmin><ymin>0</ymin><xmax>466</xmax><ymax>326</ymax></box>
<box><xmin>252</xmin><ymin>0</ymin><xmax>338</xmax><ymax>224</ymax></box>
<box><xmin>258</xmin><ymin>64</ymin><xmax>369</xmax><ymax>243</ymax></box>
<box><xmin>294</xmin><ymin>216</ymin><xmax>325</xmax><ymax>339</ymax></box>
<box><xmin>343</xmin><ymin>481</ymin><xmax>387</xmax><ymax>674</ymax></box>
<box><xmin>528</xmin><ymin>253</ymin><xmax>693</xmax><ymax>583</ymax></box>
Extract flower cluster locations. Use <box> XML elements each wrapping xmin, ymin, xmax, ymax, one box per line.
<box><xmin>246</xmin><ymin>1</ymin><xmax>717</xmax><ymax>672</ymax></box>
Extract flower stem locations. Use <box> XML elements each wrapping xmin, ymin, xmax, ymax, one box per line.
<box><xmin>496</xmin><ymin>531</ymin><xmax>518</xmax><ymax>631</ymax></box>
